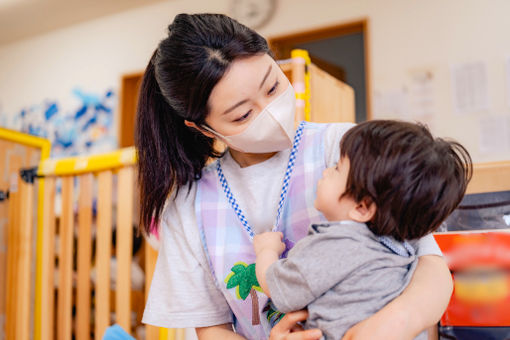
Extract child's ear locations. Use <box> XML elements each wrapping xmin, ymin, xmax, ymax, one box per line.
<box><xmin>348</xmin><ymin>198</ymin><xmax>376</xmax><ymax>223</ymax></box>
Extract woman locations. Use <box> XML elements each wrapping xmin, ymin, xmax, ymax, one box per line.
<box><xmin>137</xmin><ymin>13</ymin><xmax>452</xmax><ymax>340</ymax></box>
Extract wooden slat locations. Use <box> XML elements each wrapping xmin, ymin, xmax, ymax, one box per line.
<box><xmin>160</xmin><ymin>328</ymin><xmax>176</xmax><ymax>340</ymax></box>
<box><xmin>0</xmin><ymin>202</ymin><xmax>6</xmax><ymax>340</ymax></box>
<box><xmin>76</xmin><ymin>174</ymin><xmax>93</xmax><ymax>340</ymax></box>
<box><xmin>145</xmin><ymin>244</ymin><xmax>159</xmax><ymax>340</ymax></box>
<box><xmin>291</xmin><ymin>53</ymin><xmax>306</xmax><ymax>123</ymax></box>
<box><xmin>160</xmin><ymin>328</ymin><xmax>185</xmax><ymax>340</ymax></box>
<box><xmin>39</xmin><ymin>176</ymin><xmax>56</xmax><ymax>340</ymax></box>
<box><xmin>176</xmin><ymin>328</ymin><xmax>186</xmax><ymax>340</ymax></box>
<box><xmin>58</xmin><ymin>176</ymin><xmax>74</xmax><ymax>340</ymax></box>
<box><xmin>0</xmin><ymin>144</ymin><xmax>7</xmax><ymax>340</ymax></box>
<box><xmin>115</xmin><ymin>167</ymin><xmax>134</xmax><ymax>332</ymax></box>
<box><xmin>5</xmin><ymin>173</ymin><xmax>19</xmax><ymax>340</ymax></box>
<box><xmin>15</xmin><ymin>177</ymin><xmax>34</xmax><ymax>340</ymax></box>
<box><xmin>95</xmin><ymin>171</ymin><xmax>112</xmax><ymax>340</ymax></box>
<box><xmin>5</xmin><ymin>155</ymin><xmax>25</xmax><ymax>340</ymax></box>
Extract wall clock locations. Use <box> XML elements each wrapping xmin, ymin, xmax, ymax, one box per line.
<box><xmin>230</xmin><ymin>0</ymin><xmax>276</xmax><ymax>29</ymax></box>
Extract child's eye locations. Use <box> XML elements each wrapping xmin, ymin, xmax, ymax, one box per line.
<box><xmin>234</xmin><ymin>110</ymin><xmax>252</xmax><ymax>122</ymax></box>
<box><xmin>267</xmin><ymin>81</ymin><xmax>279</xmax><ymax>95</ymax></box>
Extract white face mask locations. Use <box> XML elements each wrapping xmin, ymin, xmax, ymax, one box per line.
<box><xmin>203</xmin><ymin>84</ymin><xmax>296</xmax><ymax>153</ymax></box>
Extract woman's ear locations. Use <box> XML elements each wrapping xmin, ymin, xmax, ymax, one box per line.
<box><xmin>184</xmin><ymin>120</ymin><xmax>215</xmax><ymax>139</ymax></box>
<box><xmin>348</xmin><ymin>198</ymin><xmax>376</xmax><ymax>223</ymax></box>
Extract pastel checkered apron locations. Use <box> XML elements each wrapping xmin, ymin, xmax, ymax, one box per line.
<box><xmin>196</xmin><ymin>121</ymin><xmax>329</xmax><ymax>339</ymax></box>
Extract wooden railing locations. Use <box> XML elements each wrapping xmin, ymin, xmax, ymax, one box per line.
<box><xmin>0</xmin><ymin>131</ymin><xmax>185</xmax><ymax>339</ymax></box>
<box><xmin>0</xmin><ymin>128</ymin><xmax>50</xmax><ymax>340</ymax></box>
<box><xmin>35</xmin><ymin>147</ymin><xmax>147</xmax><ymax>340</ymax></box>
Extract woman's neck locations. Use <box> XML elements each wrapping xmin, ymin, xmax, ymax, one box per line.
<box><xmin>228</xmin><ymin>148</ymin><xmax>277</xmax><ymax>168</ymax></box>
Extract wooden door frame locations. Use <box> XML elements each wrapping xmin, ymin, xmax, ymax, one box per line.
<box><xmin>269</xmin><ymin>18</ymin><xmax>372</xmax><ymax>120</ymax></box>
<box><xmin>118</xmin><ymin>72</ymin><xmax>143</xmax><ymax>148</ymax></box>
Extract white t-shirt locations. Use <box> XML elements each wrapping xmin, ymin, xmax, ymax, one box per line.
<box><xmin>142</xmin><ymin>123</ymin><xmax>443</xmax><ymax>328</ymax></box>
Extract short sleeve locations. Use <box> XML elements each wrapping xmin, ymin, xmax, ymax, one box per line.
<box><xmin>265</xmin><ymin>257</ymin><xmax>316</xmax><ymax>313</ymax></box>
<box><xmin>142</xmin><ymin>186</ymin><xmax>233</xmax><ymax>328</ymax></box>
<box><xmin>410</xmin><ymin>233</ymin><xmax>443</xmax><ymax>257</ymax></box>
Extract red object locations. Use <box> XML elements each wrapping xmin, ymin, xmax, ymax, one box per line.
<box><xmin>434</xmin><ymin>231</ymin><xmax>510</xmax><ymax>326</ymax></box>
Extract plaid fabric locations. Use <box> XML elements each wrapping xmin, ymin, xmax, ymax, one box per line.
<box><xmin>216</xmin><ymin>122</ymin><xmax>305</xmax><ymax>239</ymax></box>
<box><xmin>196</xmin><ymin>122</ymin><xmax>328</xmax><ymax>339</ymax></box>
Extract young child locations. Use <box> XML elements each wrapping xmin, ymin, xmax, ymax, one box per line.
<box><xmin>254</xmin><ymin>120</ymin><xmax>472</xmax><ymax>340</ymax></box>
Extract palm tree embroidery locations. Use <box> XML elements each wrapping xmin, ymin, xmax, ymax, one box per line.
<box><xmin>224</xmin><ymin>261</ymin><xmax>263</xmax><ymax>325</ymax></box>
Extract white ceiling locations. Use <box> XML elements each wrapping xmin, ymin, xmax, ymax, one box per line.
<box><xmin>0</xmin><ymin>0</ymin><xmax>169</xmax><ymax>46</ymax></box>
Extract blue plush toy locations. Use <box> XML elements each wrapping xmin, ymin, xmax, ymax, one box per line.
<box><xmin>102</xmin><ymin>324</ymin><xmax>135</xmax><ymax>340</ymax></box>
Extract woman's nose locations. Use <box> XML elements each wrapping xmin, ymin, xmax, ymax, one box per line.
<box><xmin>255</xmin><ymin>97</ymin><xmax>272</xmax><ymax>113</ymax></box>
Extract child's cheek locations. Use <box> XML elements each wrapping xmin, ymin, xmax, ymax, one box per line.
<box><xmin>313</xmin><ymin>195</ymin><xmax>320</xmax><ymax>211</ymax></box>
<box><xmin>314</xmin><ymin>190</ymin><xmax>325</xmax><ymax>212</ymax></box>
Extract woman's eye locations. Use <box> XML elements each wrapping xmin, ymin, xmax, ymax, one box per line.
<box><xmin>268</xmin><ymin>81</ymin><xmax>279</xmax><ymax>95</ymax></box>
<box><xmin>234</xmin><ymin>110</ymin><xmax>252</xmax><ymax>122</ymax></box>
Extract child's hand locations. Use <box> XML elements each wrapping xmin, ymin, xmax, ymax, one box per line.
<box><xmin>253</xmin><ymin>231</ymin><xmax>286</xmax><ymax>257</ymax></box>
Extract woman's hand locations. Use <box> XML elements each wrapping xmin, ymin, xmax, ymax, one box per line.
<box><xmin>341</xmin><ymin>309</ymin><xmax>412</xmax><ymax>340</ymax></box>
<box><xmin>342</xmin><ymin>255</ymin><xmax>452</xmax><ymax>340</ymax></box>
<box><xmin>270</xmin><ymin>310</ymin><xmax>322</xmax><ymax>340</ymax></box>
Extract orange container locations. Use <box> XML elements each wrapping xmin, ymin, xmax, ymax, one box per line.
<box><xmin>434</xmin><ymin>231</ymin><xmax>510</xmax><ymax>326</ymax></box>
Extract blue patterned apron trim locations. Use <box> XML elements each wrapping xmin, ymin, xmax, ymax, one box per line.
<box><xmin>216</xmin><ymin>121</ymin><xmax>305</xmax><ymax>240</ymax></box>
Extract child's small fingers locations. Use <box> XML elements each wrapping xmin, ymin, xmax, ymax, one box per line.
<box><xmin>290</xmin><ymin>322</ymin><xmax>304</xmax><ymax>332</ymax></box>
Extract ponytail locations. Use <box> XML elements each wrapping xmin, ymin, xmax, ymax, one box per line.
<box><xmin>135</xmin><ymin>50</ymin><xmax>220</xmax><ymax>234</ymax></box>
<box><xmin>135</xmin><ymin>14</ymin><xmax>271</xmax><ymax>235</ymax></box>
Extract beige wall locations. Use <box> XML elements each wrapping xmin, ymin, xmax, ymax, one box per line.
<box><xmin>1</xmin><ymin>0</ymin><xmax>509</xmax><ymax>163</ymax></box>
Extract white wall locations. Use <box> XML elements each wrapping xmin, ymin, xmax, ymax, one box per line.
<box><xmin>1</xmin><ymin>0</ymin><xmax>509</xmax><ymax>162</ymax></box>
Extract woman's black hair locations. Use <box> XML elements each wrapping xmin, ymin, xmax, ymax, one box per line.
<box><xmin>135</xmin><ymin>13</ymin><xmax>271</xmax><ymax>234</ymax></box>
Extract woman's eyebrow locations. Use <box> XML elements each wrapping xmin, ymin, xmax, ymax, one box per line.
<box><xmin>222</xmin><ymin>64</ymin><xmax>273</xmax><ymax>115</ymax></box>
<box><xmin>258</xmin><ymin>65</ymin><xmax>272</xmax><ymax>89</ymax></box>
<box><xmin>223</xmin><ymin>99</ymin><xmax>248</xmax><ymax>115</ymax></box>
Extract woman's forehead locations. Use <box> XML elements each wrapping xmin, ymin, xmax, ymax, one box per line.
<box><xmin>208</xmin><ymin>54</ymin><xmax>275</xmax><ymax>112</ymax></box>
